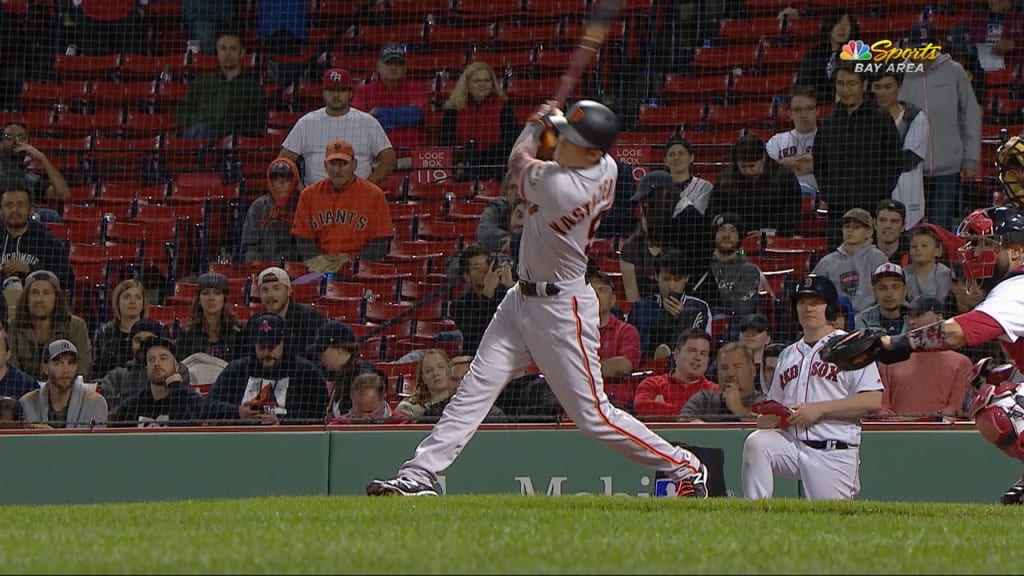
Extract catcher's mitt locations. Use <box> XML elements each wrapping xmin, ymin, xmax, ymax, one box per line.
<box><xmin>820</xmin><ymin>328</ymin><xmax>887</xmax><ymax>371</ymax></box>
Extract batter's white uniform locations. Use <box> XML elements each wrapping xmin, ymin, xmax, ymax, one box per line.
<box><xmin>741</xmin><ymin>330</ymin><xmax>883</xmax><ymax>500</ymax></box>
<box><xmin>395</xmin><ymin>126</ymin><xmax>704</xmax><ymax>486</ymax></box>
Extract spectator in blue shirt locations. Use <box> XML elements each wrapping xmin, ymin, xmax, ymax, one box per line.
<box><xmin>0</xmin><ymin>329</ymin><xmax>38</xmax><ymax>399</ymax></box>
<box><xmin>627</xmin><ymin>248</ymin><xmax>712</xmax><ymax>358</ymax></box>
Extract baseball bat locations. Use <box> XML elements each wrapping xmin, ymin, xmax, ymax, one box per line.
<box><xmin>552</xmin><ymin>0</ymin><xmax>625</xmax><ymax>104</ymax></box>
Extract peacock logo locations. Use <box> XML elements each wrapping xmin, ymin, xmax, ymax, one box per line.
<box><xmin>840</xmin><ymin>40</ymin><xmax>871</xmax><ymax>61</ymax></box>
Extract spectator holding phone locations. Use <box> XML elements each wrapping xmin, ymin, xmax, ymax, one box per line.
<box><xmin>449</xmin><ymin>244</ymin><xmax>514</xmax><ymax>357</ymax></box>
<box><xmin>626</xmin><ymin>249</ymin><xmax>712</xmax><ymax>359</ymax></box>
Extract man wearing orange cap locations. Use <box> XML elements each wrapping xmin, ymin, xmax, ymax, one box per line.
<box><xmin>279</xmin><ymin>68</ymin><xmax>396</xmax><ymax>187</ymax></box>
<box><xmin>291</xmin><ymin>140</ymin><xmax>394</xmax><ymax>274</ymax></box>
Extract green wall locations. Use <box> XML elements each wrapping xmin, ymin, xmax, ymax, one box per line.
<box><xmin>1</xmin><ymin>428</ymin><xmax>1018</xmax><ymax>506</ymax></box>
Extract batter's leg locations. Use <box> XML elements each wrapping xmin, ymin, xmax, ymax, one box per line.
<box><xmin>395</xmin><ymin>291</ymin><xmax>534</xmax><ymax>487</ymax></box>
<box><xmin>524</xmin><ymin>289</ymin><xmax>703</xmax><ymax>483</ymax></box>
<box><xmin>741</xmin><ymin>430</ymin><xmax>801</xmax><ymax>499</ymax></box>
<box><xmin>798</xmin><ymin>446</ymin><xmax>860</xmax><ymax>500</ymax></box>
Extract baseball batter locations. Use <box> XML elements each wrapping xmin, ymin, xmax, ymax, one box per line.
<box><xmin>823</xmin><ymin>136</ymin><xmax>1024</xmax><ymax>505</ymax></box>
<box><xmin>367</xmin><ymin>100</ymin><xmax>709</xmax><ymax>497</ymax></box>
<box><xmin>742</xmin><ymin>274</ymin><xmax>883</xmax><ymax>500</ymax></box>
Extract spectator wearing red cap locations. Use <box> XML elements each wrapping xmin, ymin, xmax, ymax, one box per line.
<box><xmin>291</xmin><ymin>140</ymin><xmax>394</xmax><ymax>274</ymax></box>
<box><xmin>351</xmin><ymin>43</ymin><xmax>431</xmax><ymax>151</ymax></box>
<box><xmin>280</xmin><ymin>68</ymin><xmax>396</xmax><ymax>187</ymax></box>
<box><xmin>175</xmin><ymin>30</ymin><xmax>267</xmax><ymax>139</ymax></box>
<box><xmin>853</xmin><ymin>263</ymin><xmax>911</xmax><ymax>335</ymax></box>
<box><xmin>240</xmin><ymin>157</ymin><xmax>304</xmax><ymax>265</ymax></box>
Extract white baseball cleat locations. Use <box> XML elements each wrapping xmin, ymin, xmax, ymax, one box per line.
<box><xmin>366</xmin><ymin>477</ymin><xmax>438</xmax><ymax>497</ymax></box>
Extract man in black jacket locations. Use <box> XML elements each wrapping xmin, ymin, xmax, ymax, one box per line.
<box><xmin>208</xmin><ymin>313</ymin><xmax>328</xmax><ymax>424</ymax></box>
<box><xmin>0</xmin><ymin>186</ymin><xmax>72</xmax><ymax>289</ymax></box>
<box><xmin>111</xmin><ymin>337</ymin><xmax>238</xmax><ymax>427</ymax></box>
<box><xmin>449</xmin><ymin>244</ymin><xmax>514</xmax><ymax>356</ymax></box>
<box><xmin>256</xmin><ymin>266</ymin><xmax>326</xmax><ymax>359</ymax></box>
<box><xmin>814</xmin><ymin>60</ymin><xmax>904</xmax><ymax>251</ymax></box>
<box><xmin>708</xmin><ymin>134</ymin><xmax>803</xmax><ymax>237</ymax></box>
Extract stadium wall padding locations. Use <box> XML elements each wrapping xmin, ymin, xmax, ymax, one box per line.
<box><xmin>1</xmin><ymin>429</ymin><xmax>1018</xmax><ymax>505</ymax></box>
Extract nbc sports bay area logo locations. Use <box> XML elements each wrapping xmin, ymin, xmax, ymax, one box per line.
<box><xmin>840</xmin><ymin>39</ymin><xmax>941</xmax><ymax>74</ymax></box>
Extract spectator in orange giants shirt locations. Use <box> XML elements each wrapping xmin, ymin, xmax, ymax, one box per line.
<box><xmin>291</xmin><ymin>140</ymin><xmax>394</xmax><ymax>274</ymax></box>
<box><xmin>633</xmin><ymin>330</ymin><xmax>718</xmax><ymax>417</ymax></box>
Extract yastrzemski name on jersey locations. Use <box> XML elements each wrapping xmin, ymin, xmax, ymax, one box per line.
<box><xmin>548</xmin><ymin>178</ymin><xmax>615</xmax><ymax>235</ymax></box>
<box><xmin>307</xmin><ymin>209</ymin><xmax>369</xmax><ymax>231</ymax></box>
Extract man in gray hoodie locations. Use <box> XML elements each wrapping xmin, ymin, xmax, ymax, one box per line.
<box><xmin>899</xmin><ymin>21</ymin><xmax>982</xmax><ymax>230</ymax></box>
<box><xmin>811</xmin><ymin>208</ymin><xmax>890</xmax><ymax>313</ymax></box>
<box><xmin>692</xmin><ymin>212</ymin><xmax>761</xmax><ymax>319</ymax></box>
<box><xmin>19</xmin><ymin>340</ymin><xmax>107</xmax><ymax>429</ymax></box>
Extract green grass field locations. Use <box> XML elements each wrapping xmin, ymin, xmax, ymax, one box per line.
<box><xmin>0</xmin><ymin>495</ymin><xmax>1016</xmax><ymax>574</ymax></box>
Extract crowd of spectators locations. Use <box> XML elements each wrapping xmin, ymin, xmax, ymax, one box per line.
<box><xmin>0</xmin><ymin>0</ymin><xmax>1019</xmax><ymax>429</ymax></box>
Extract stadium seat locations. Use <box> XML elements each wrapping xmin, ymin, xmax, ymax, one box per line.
<box><xmin>324</xmin><ymin>279</ymin><xmax>394</xmax><ymax>301</ymax></box>
<box><xmin>730</xmin><ymin>72</ymin><xmax>796</xmax><ymax>99</ymax></box>
<box><xmin>662</xmin><ymin>74</ymin><xmax>728</xmax><ymax>102</ymax></box>
<box><xmin>717</xmin><ymin>18</ymin><xmax>782</xmax><ymax>44</ymax></box>
<box><xmin>390</xmin><ymin>238</ymin><xmax>460</xmax><ymax>259</ymax></box>
<box><xmin>636</xmin><ymin>104</ymin><xmax>705</xmax><ymax>130</ymax></box>
<box><xmin>54</xmin><ymin>110</ymin><xmax>125</xmax><ymax>137</ymax></box>
<box><xmin>376</xmin><ymin>361</ymin><xmax>420</xmax><ymax>400</ymax></box>
<box><xmin>445</xmin><ymin>200</ymin><xmax>487</xmax><ymax>219</ymax></box>
<box><xmin>494</xmin><ymin>23</ymin><xmax>563</xmax><ymax>49</ymax></box>
<box><xmin>399</xmin><ymin>280</ymin><xmax>449</xmax><ymax>302</ymax></box>
<box><xmin>120</xmin><ymin>54</ymin><xmax>188</xmax><ymax>80</ymax></box>
<box><xmin>19</xmin><ymin>81</ymin><xmax>89</xmax><ymax>110</ymax></box>
<box><xmin>53</xmin><ymin>54</ymin><xmax>120</xmax><ymax>80</ymax></box>
<box><xmin>89</xmin><ymin>81</ymin><xmax>157</xmax><ymax>110</ymax></box>
<box><xmin>415</xmin><ymin>218</ymin><xmax>477</xmax><ymax>242</ymax></box>
<box><xmin>470</xmin><ymin>48</ymin><xmax>535</xmax><ymax>72</ymax></box>
<box><xmin>313</xmin><ymin>297</ymin><xmax>365</xmax><ymax>322</ymax></box>
<box><xmin>705</xmin><ymin>102</ymin><xmax>776</xmax><ymax>129</ymax></box>
<box><xmin>757</xmin><ymin>40</ymin><xmax>809</xmax><ymax>72</ymax></box>
<box><xmin>692</xmin><ymin>46</ymin><xmax>757</xmax><ymax>74</ymax></box>
<box><xmin>354</xmin><ymin>260</ymin><xmax>428</xmax><ymax>281</ymax></box>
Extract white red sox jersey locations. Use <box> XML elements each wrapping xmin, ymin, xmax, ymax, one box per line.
<box><xmin>769</xmin><ymin>330</ymin><xmax>884</xmax><ymax>445</ymax></box>
<box><xmin>892</xmin><ymin>107</ymin><xmax>929</xmax><ymax>229</ymax></box>
<box><xmin>974</xmin><ymin>273</ymin><xmax>1024</xmax><ymax>374</ymax></box>
<box><xmin>766</xmin><ymin>129</ymin><xmax>818</xmax><ymax>192</ymax></box>
<box><xmin>514</xmin><ymin>152</ymin><xmax>617</xmax><ymax>283</ymax></box>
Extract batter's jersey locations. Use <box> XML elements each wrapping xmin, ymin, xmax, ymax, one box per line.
<box><xmin>765</xmin><ymin>128</ymin><xmax>818</xmax><ymax>192</ymax></box>
<box><xmin>974</xmin><ymin>273</ymin><xmax>1024</xmax><ymax>369</ymax></box>
<box><xmin>291</xmin><ymin>177</ymin><xmax>393</xmax><ymax>255</ymax></box>
<box><xmin>512</xmin><ymin>153</ymin><xmax>618</xmax><ymax>283</ymax></box>
<box><xmin>768</xmin><ymin>330</ymin><xmax>883</xmax><ymax>445</ymax></box>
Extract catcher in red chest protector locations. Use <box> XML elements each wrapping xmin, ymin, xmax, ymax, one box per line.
<box><xmin>822</xmin><ymin>133</ymin><xmax>1024</xmax><ymax>505</ymax></box>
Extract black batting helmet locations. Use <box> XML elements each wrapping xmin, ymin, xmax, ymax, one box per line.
<box><xmin>548</xmin><ymin>100</ymin><xmax>620</xmax><ymax>152</ymax></box>
<box><xmin>793</xmin><ymin>274</ymin><xmax>839</xmax><ymax>321</ymax></box>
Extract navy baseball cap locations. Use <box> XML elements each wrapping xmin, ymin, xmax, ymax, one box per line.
<box><xmin>739</xmin><ymin>313</ymin><xmax>769</xmax><ymax>332</ymax></box>
<box><xmin>313</xmin><ymin>320</ymin><xmax>356</xmax><ymax>351</ymax></box>
<box><xmin>908</xmin><ymin>20</ymin><xmax>937</xmax><ymax>48</ymax></box>
<box><xmin>908</xmin><ymin>296</ymin><xmax>944</xmax><ymax>314</ymax></box>
<box><xmin>249</xmin><ymin>313</ymin><xmax>286</xmax><ymax>345</ymax></box>
<box><xmin>631</xmin><ymin>170</ymin><xmax>674</xmax><ymax>202</ymax></box>
<box><xmin>131</xmin><ymin>318</ymin><xmax>170</xmax><ymax>339</ymax></box>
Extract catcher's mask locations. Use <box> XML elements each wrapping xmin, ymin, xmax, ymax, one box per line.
<box><xmin>956</xmin><ymin>206</ymin><xmax>1024</xmax><ymax>286</ymax></box>
<box><xmin>998</xmin><ymin>135</ymin><xmax>1024</xmax><ymax>208</ymax></box>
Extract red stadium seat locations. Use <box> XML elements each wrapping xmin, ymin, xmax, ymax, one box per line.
<box><xmin>19</xmin><ymin>81</ymin><xmax>89</xmax><ymax>110</ymax></box>
<box><xmin>705</xmin><ymin>102</ymin><xmax>776</xmax><ymax>129</ymax></box>
<box><xmin>662</xmin><ymin>74</ymin><xmax>728</xmax><ymax>102</ymax></box>
<box><xmin>415</xmin><ymin>218</ymin><xmax>477</xmax><ymax>242</ymax></box>
<box><xmin>53</xmin><ymin>54</ymin><xmax>120</xmax><ymax>80</ymax></box>
<box><xmin>730</xmin><ymin>72</ymin><xmax>796</xmax><ymax>99</ymax></box>
<box><xmin>636</xmin><ymin>104</ymin><xmax>706</xmax><ymax>130</ymax></box>
<box><xmin>692</xmin><ymin>46</ymin><xmax>757</xmax><ymax>73</ymax></box>
<box><xmin>718</xmin><ymin>18</ymin><xmax>782</xmax><ymax>44</ymax></box>
<box><xmin>313</xmin><ymin>297</ymin><xmax>365</xmax><ymax>322</ymax></box>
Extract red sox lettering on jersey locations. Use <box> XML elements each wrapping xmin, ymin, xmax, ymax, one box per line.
<box><xmin>777</xmin><ymin>361</ymin><xmax>840</xmax><ymax>390</ymax></box>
